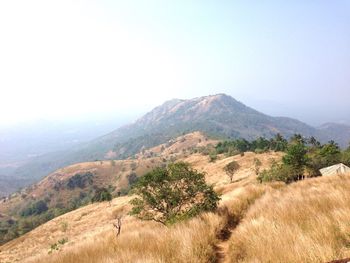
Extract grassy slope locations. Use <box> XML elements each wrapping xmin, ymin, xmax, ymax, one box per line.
<box><xmin>3</xmin><ymin>150</ymin><xmax>350</xmax><ymax>263</ymax></box>
<box><xmin>0</xmin><ymin>151</ymin><xmax>280</xmax><ymax>263</ymax></box>
<box><xmin>227</xmin><ymin>174</ymin><xmax>350</xmax><ymax>263</ymax></box>
<box><xmin>0</xmin><ymin>132</ymin><xmax>215</xmax><ymax>219</ymax></box>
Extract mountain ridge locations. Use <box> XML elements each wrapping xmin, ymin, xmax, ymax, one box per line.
<box><xmin>4</xmin><ymin>94</ymin><xmax>350</xmax><ymax>195</ymax></box>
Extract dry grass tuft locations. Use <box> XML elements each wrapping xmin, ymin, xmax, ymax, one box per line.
<box><xmin>227</xmin><ymin>174</ymin><xmax>350</xmax><ymax>263</ymax></box>
<box><xmin>32</xmin><ymin>213</ymin><xmax>225</xmax><ymax>263</ymax></box>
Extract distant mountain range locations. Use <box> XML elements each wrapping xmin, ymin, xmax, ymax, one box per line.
<box><xmin>2</xmin><ymin>94</ymin><xmax>350</xmax><ymax>196</ymax></box>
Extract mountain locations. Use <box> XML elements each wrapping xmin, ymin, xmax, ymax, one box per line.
<box><xmin>81</xmin><ymin>94</ymin><xmax>317</xmax><ymax>158</ymax></box>
<box><xmin>4</xmin><ymin>94</ymin><xmax>350</xmax><ymax>195</ymax></box>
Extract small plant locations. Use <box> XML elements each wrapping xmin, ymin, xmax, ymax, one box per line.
<box><xmin>60</xmin><ymin>221</ymin><xmax>68</xmax><ymax>232</ymax></box>
<box><xmin>50</xmin><ymin>243</ymin><xmax>59</xmax><ymax>251</ymax></box>
<box><xmin>209</xmin><ymin>151</ymin><xmax>217</xmax><ymax>162</ymax></box>
<box><xmin>253</xmin><ymin>158</ymin><xmax>262</xmax><ymax>175</ymax></box>
<box><xmin>58</xmin><ymin>238</ymin><xmax>68</xmax><ymax>245</ymax></box>
<box><xmin>49</xmin><ymin>238</ymin><xmax>68</xmax><ymax>254</ymax></box>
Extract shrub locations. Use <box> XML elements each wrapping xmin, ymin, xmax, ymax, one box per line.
<box><xmin>130</xmin><ymin>162</ymin><xmax>137</xmax><ymax>171</ymax></box>
<box><xmin>209</xmin><ymin>151</ymin><xmax>218</xmax><ymax>162</ymax></box>
<box><xmin>91</xmin><ymin>188</ymin><xmax>112</xmax><ymax>203</ymax></box>
<box><xmin>67</xmin><ymin>172</ymin><xmax>93</xmax><ymax>189</ymax></box>
<box><xmin>20</xmin><ymin>200</ymin><xmax>48</xmax><ymax>217</ymax></box>
<box><xmin>258</xmin><ymin>161</ymin><xmax>295</xmax><ymax>183</ymax></box>
<box><xmin>127</xmin><ymin>172</ymin><xmax>138</xmax><ymax>186</ymax></box>
<box><xmin>130</xmin><ymin>162</ymin><xmax>220</xmax><ymax>225</ymax></box>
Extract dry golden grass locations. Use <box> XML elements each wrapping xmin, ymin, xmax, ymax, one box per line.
<box><xmin>0</xmin><ymin>132</ymin><xmax>216</xmax><ymax>216</ymax></box>
<box><xmin>3</xmin><ymin>148</ymin><xmax>349</xmax><ymax>263</ymax></box>
<box><xmin>31</xmin><ymin>213</ymin><xmax>224</xmax><ymax>263</ymax></box>
<box><xmin>28</xmin><ymin>184</ymin><xmax>267</xmax><ymax>263</ymax></box>
<box><xmin>227</xmin><ymin>174</ymin><xmax>350</xmax><ymax>263</ymax></box>
<box><xmin>0</xmin><ymin>151</ymin><xmax>283</xmax><ymax>263</ymax></box>
<box><xmin>136</xmin><ymin>131</ymin><xmax>218</xmax><ymax>159</ymax></box>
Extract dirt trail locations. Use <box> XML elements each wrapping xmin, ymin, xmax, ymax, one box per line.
<box><xmin>213</xmin><ymin>186</ymin><xmax>269</xmax><ymax>263</ymax></box>
<box><xmin>214</xmin><ymin>221</ymin><xmax>234</xmax><ymax>263</ymax></box>
<box><xmin>215</xmin><ymin>232</ymin><xmax>232</xmax><ymax>263</ymax></box>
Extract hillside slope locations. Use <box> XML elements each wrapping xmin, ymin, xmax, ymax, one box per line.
<box><xmin>0</xmin><ymin>132</ymin><xmax>217</xmax><ymax>245</ymax></box>
<box><xmin>317</xmin><ymin>122</ymin><xmax>350</xmax><ymax>147</ymax></box>
<box><xmin>2</xmin><ymin>154</ymin><xmax>350</xmax><ymax>262</ymax></box>
<box><xmin>0</xmin><ymin>150</ymin><xmax>281</xmax><ymax>263</ymax></box>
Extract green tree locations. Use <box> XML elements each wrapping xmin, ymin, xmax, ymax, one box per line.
<box><xmin>290</xmin><ymin>134</ymin><xmax>306</xmax><ymax>144</ymax></box>
<box><xmin>270</xmin><ymin>133</ymin><xmax>288</xmax><ymax>152</ymax></box>
<box><xmin>129</xmin><ymin>162</ymin><xmax>220</xmax><ymax>225</ymax></box>
<box><xmin>342</xmin><ymin>148</ymin><xmax>350</xmax><ymax>166</ymax></box>
<box><xmin>308</xmin><ymin>136</ymin><xmax>321</xmax><ymax>148</ymax></box>
<box><xmin>224</xmin><ymin>160</ymin><xmax>240</xmax><ymax>182</ymax></box>
<box><xmin>257</xmin><ymin>160</ymin><xmax>295</xmax><ymax>183</ymax></box>
<box><xmin>282</xmin><ymin>142</ymin><xmax>308</xmax><ymax>180</ymax></box>
<box><xmin>318</xmin><ymin>141</ymin><xmax>341</xmax><ymax>166</ymax></box>
<box><xmin>67</xmin><ymin>172</ymin><xmax>93</xmax><ymax>189</ymax></box>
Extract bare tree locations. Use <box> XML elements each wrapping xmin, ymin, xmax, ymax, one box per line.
<box><xmin>224</xmin><ymin>161</ymin><xmax>240</xmax><ymax>182</ymax></box>
<box><xmin>253</xmin><ymin>158</ymin><xmax>262</xmax><ymax>175</ymax></box>
<box><xmin>113</xmin><ymin>216</ymin><xmax>122</xmax><ymax>237</ymax></box>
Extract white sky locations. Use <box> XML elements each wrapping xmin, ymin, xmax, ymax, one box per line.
<box><xmin>0</xmin><ymin>1</ymin><xmax>349</xmax><ymax>125</ymax></box>
<box><xmin>0</xmin><ymin>1</ymin><xmax>189</xmax><ymax>124</ymax></box>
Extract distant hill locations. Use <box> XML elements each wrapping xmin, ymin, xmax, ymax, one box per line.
<box><xmin>5</xmin><ymin>94</ymin><xmax>350</xmax><ymax>195</ymax></box>
<box><xmin>316</xmin><ymin>123</ymin><xmax>350</xmax><ymax>147</ymax></box>
<box><xmin>0</xmin><ymin>117</ymin><xmax>131</xmax><ymax>196</ymax></box>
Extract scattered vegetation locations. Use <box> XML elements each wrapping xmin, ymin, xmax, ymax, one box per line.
<box><xmin>259</xmin><ymin>135</ymin><xmax>350</xmax><ymax>183</ymax></box>
<box><xmin>2</xmin><ymin>131</ymin><xmax>350</xmax><ymax>262</ymax></box>
<box><xmin>30</xmin><ymin>185</ymin><xmax>267</xmax><ymax>263</ymax></box>
<box><xmin>20</xmin><ymin>200</ymin><xmax>48</xmax><ymax>217</ymax></box>
<box><xmin>49</xmin><ymin>238</ymin><xmax>68</xmax><ymax>254</ymax></box>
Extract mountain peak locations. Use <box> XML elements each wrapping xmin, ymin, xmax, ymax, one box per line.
<box><xmin>135</xmin><ymin>93</ymin><xmax>253</xmax><ymax>127</ymax></box>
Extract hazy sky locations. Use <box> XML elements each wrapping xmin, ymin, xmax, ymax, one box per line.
<box><xmin>0</xmin><ymin>1</ymin><xmax>349</xmax><ymax>126</ymax></box>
